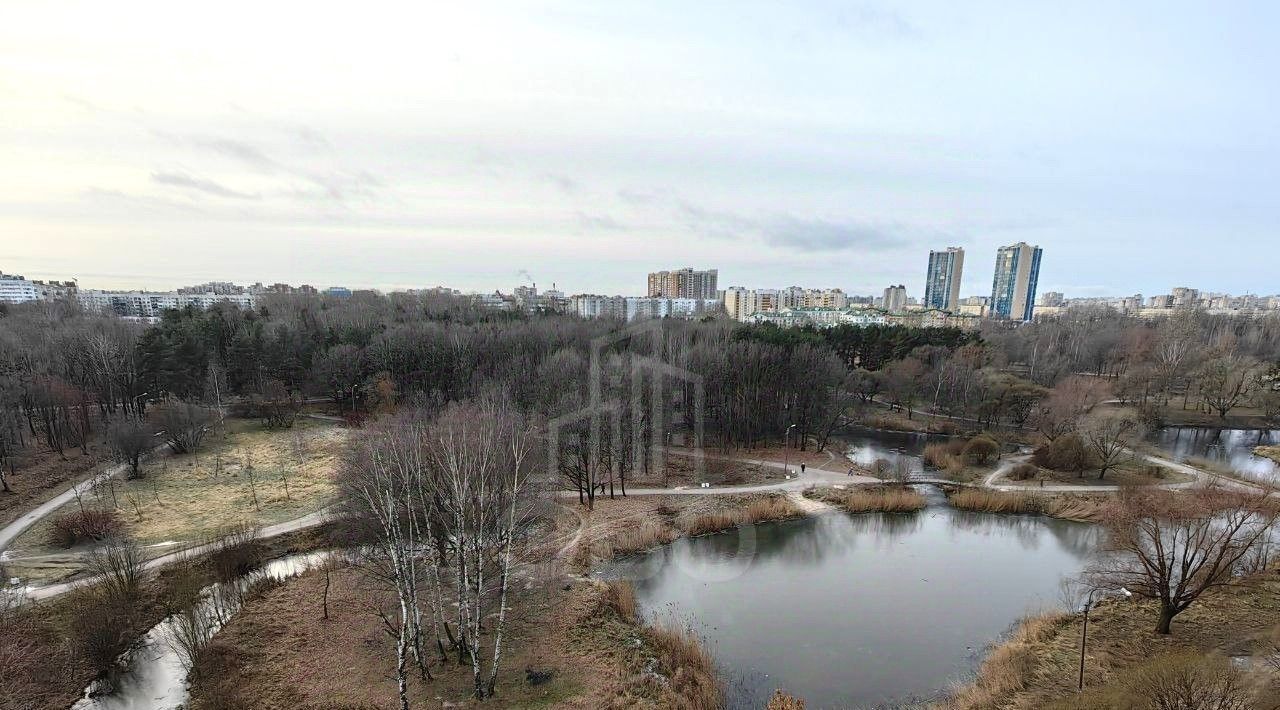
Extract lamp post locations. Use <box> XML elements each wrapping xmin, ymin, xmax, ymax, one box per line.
<box><xmin>782</xmin><ymin>423</ymin><xmax>797</xmax><ymax>476</ymax></box>
<box><xmin>1078</xmin><ymin>586</ymin><xmax>1131</xmax><ymax>691</ymax></box>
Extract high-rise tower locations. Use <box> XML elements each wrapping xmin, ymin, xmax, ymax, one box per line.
<box><xmin>989</xmin><ymin>243</ymin><xmax>1043</xmax><ymax>321</ymax></box>
<box><xmin>923</xmin><ymin>247</ymin><xmax>964</xmax><ymax>311</ymax></box>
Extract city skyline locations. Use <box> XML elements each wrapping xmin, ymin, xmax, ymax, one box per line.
<box><xmin>5</xmin><ymin>3</ymin><xmax>1279</xmax><ymax>297</ymax></box>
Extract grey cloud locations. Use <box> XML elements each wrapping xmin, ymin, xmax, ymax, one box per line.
<box><xmin>576</xmin><ymin>212</ymin><xmax>628</xmax><ymax>231</ymax></box>
<box><xmin>150</xmin><ymin>171</ymin><xmax>260</xmax><ymax>200</ymax></box>
<box><xmin>759</xmin><ymin>215</ymin><xmax>907</xmax><ymax>251</ymax></box>
<box><xmin>155</xmin><ymin>131</ymin><xmax>383</xmax><ymax>203</ymax></box>
<box><xmin>542</xmin><ymin>173</ymin><xmax>579</xmax><ymax>193</ymax></box>
<box><xmin>193</xmin><ymin>138</ymin><xmax>281</xmax><ymax>172</ymax></box>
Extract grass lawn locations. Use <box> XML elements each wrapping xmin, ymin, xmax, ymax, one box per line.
<box><xmin>7</xmin><ymin>418</ymin><xmax>349</xmax><ymax>556</ymax></box>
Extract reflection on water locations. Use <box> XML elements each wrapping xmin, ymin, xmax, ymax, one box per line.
<box><xmin>842</xmin><ymin>426</ymin><xmax>956</xmax><ymax>476</ymax></box>
<box><xmin>1152</xmin><ymin>426</ymin><xmax>1279</xmax><ymax>484</ymax></box>
<box><xmin>72</xmin><ymin>551</ymin><xmax>330</xmax><ymax>710</ymax></box>
<box><xmin>601</xmin><ymin>509</ymin><xmax>1098</xmax><ymax>709</ymax></box>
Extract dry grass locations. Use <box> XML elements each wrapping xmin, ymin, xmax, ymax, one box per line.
<box><xmin>947</xmin><ymin>489</ymin><xmax>1106</xmax><ymax>522</ymax></box>
<box><xmin>938</xmin><ymin>564</ymin><xmax>1280</xmax><ymax>709</ymax></box>
<box><xmin>935</xmin><ymin>612</ymin><xmax>1070</xmax><ymax>710</ymax></box>
<box><xmin>12</xmin><ymin>419</ymin><xmax>348</xmax><ymax>550</ymax></box>
<box><xmin>1255</xmin><ymin>445</ymin><xmax>1280</xmax><ymax>465</ymax></box>
<box><xmin>832</xmin><ymin>487</ymin><xmax>927</xmax><ymax>513</ymax></box>
<box><xmin>604</xmin><ymin>522</ymin><xmax>680</xmax><ymax>558</ymax></box>
<box><xmin>644</xmin><ymin>619</ymin><xmax>724</xmax><ymax>710</ymax></box>
<box><xmin>680</xmin><ymin>495</ymin><xmax>802</xmax><ymax>536</ymax></box>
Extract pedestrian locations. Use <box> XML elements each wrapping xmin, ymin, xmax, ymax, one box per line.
<box><xmin>800</xmin><ymin>463</ymin><xmax>806</xmax><ymax>473</ymax></box>
<box><xmin>848</xmin><ymin>467</ymin><xmax>854</xmax><ymax>477</ymax></box>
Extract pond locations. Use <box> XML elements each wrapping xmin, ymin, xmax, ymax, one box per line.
<box><xmin>1152</xmin><ymin>426</ymin><xmax>1279</xmax><ymax>484</ymax></box>
<box><xmin>600</xmin><ymin>504</ymin><xmax>1098</xmax><ymax>709</ymax></box>
<box><xmin>842</xmin><ymin>426</ymin><xmax>958</xmax><ymax>478</ymax></box>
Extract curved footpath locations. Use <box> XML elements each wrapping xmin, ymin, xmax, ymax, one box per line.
<box><xmin>6</xmin><ymin>441</ymin><xmax>1266</xmax><ymax>601</ymax></box>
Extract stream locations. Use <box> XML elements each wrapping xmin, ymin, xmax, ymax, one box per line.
<box><xmin>70</xmin><ymin>551</ymin><xmax>331</xmax><ymax>710</ymax></box>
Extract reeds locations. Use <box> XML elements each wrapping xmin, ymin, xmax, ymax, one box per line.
<box><xmin>837</xmin><ymin>488</ymin><xmax>927</xmax><ymax>513</ymax></box>
<box><xmin>947</xmin><ymin>489</ymin><xmax>1106</xmax><ymax>522</ymax></box>
<box><xmin>680</xmin><ymin>496</ymin><xmax>801</xmax><ymax>536</ymax></box>
<box><xmin>646</xmin><ymin>620</ymin><xmax>724</xmax><ymax>710</ymax></box>
<box><xmin>937</xmin><ymin>612</ymin><xmax>1068</xmax><ymax>710</ymax></box>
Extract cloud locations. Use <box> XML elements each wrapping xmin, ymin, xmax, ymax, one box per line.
<box><xmin>575</xmin><ymin>212</ymin><xmax>628</xmax><ymax>231</ymax></box>
<box><xmin>759</xmin><ymin>215</ymin><xmax>907</xmax><ymax>251</ymax></box>
<box><xmin>191</xmin><ymin>137</ymin><xmax>281</xmax><ymax>172</ymax></box>
<box><xmin>153</xmin><ymin>131</ymin><xmax>383</xmax><ymax>203</ymax></box>
<box><xmin>150</xmin><ymin>171</ymin><xmax>260</xmax><ymax>200</ymax></box>
<box><xmin>626</xmin><ymin>188</ymin><xmax>917</xmax><ymax>252</ymax></box>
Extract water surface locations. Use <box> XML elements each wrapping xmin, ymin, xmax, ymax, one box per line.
<box><xmin>1151</xmin><ymin>426</ymin><xmax>1278</xmax><ymax>484</ymax></box>
<box><xmin>602</xmin><ymin>507</ymin><xmax>1097</xmax><ymax>709</ymax></box>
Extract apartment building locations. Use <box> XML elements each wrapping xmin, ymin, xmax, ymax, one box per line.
<box><xmin>989</xmin><ymin>242</ymin><xmax>1043</xmax><ymax>321</ymax></box>
<box><xmin>647</xmin><ymin>267</ymin><xmax>718</xmax><ymax>300</ymax></box>
<box><xmin>923</xmin><ymin>247</ymin><xmax>964</xmax><ymax>311</ymax></box>
<box><xmin>882</xmin><ymin>285</ymin><xmax>907</xmax><ymax>314</ymax></box>
<box><xmin>78</xmin><ymin>289</ymin><xmax>257</xmax><ymax>317</ymax></box>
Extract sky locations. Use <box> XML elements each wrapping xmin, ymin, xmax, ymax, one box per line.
<box><xmin>2</xmin><ymin>1</ymin><xmax>1278</xmax><ymax>299</ymax></box>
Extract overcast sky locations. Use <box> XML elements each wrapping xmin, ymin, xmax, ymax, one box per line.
<box><xmin>3</xmin><ymin>1</ymin><xmax>1277</xmax><ymax>298</ymax></box>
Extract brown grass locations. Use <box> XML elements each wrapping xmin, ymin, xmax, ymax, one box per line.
<box><xmin>680</xmin><ymin>495</ymin><xmax>802</xmax><ymax>536</ymax></box>
<box><xmin>644</xmin><ymin>620</ymin><xmax>724</xmax><ymax>710</ymax></box>
<box><xmin>1253</xmin><ymin>445</ymin><xmax>1280</xmax><ymax>466</ymax></box>
<box><xmin>947</xmin><ymin>489</ymin><xmax>1106</xmax><ymax>522</ymax></box>
<box><xmin>834</xmin><ymin>487</ymin><xmax>927</xmax><ymax>513</ymax></box>
<box><xmin>935</xmin><ymin>612</ymin><xmax>1070</xmax><ymax>710</ymax></box>
<box><xmin>11</xmin><ymin>419</ymin><xmax>348</xmax><ymax>553</ymax></box>
<box><xmin>939</xmin><ymin>564</ymin><xmax>1280</xmax><ymax>709</ymax></box>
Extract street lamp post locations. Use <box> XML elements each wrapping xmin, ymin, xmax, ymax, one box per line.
<box><xmin>1078</xmin><ymin>587</ymin><xmax>1131</xmax><ymax>691</ymax></box>
<box><xmin>132</xmin><ymin>391</ymin><xmax>149</xmax><ymax>416</ymax></box>
<box><xmin>782</xmin><ymin>423</ymin><xmax>797</xmax><ymax>476</ymax></box>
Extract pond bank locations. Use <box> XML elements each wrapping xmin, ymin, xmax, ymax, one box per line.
<box><xmin>935</xmin><ymin>563</ymin><xmax>1280</xmax><ymax>709</ymax></box>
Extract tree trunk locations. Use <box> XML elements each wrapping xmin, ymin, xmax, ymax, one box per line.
<box><xmin>1155</xmin><ymin>604</ymin><xmax>1176</xmax><ymax>634</ymax></box>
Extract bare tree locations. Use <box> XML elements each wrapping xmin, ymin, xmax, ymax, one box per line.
<box><xmin>106</xmin><ymin>414</ymin><xmax>152</xmax><ymax>479</ymax></box>
<box><xmin>155</xmin><ymin>399</ymin><xmax>214</xmax><ymax>454</ymax></box>
<box><xmin>1195</xmin><ymin>355</ymin><xmax>1259</xmax><ymax>419</ymax></box>
<box><xmin>1089</xmin><ymin>488</ymin><xmax>1279</xmax><ymax>634</ymax></box>
<box><xmin>1031</xmin><ymin>375</ymin><xmax>1111</xmax><ymax>442</ymax></box>
<box><xmin>1078</xmin><ymin>408</ymin><xmax>1145</xmax><ymax>479</ymax></box>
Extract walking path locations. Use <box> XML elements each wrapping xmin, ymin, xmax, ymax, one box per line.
<box><xmin>7</xmin><ymin>436</ymin><xmax>1265</xmax><ymax>601</ymax></box>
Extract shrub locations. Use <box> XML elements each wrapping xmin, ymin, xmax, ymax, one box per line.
<box><xmin>66</xmin><ymin>588</ymin><xmax>135</xmax><ymax>675</ymax></box>
<box><xmin>963</xmin><ymin>436</ymin><xmax>1001</xmax><ymax>465</ymax></box>
<box><xmin>1033</xmin><ymin>433</ymin><xmax>1097</xmax><ymax>472</ymax></box>
<box><xmin>49</xmin><ymin>509</ymin><xmax>123</xmax><ymax>548</ymax></box>
<box><xmin>1008</xmin><ymin>463</ymin><xmax>1040</xmax><ymax>481</ymax></box>
<box><xmin>922</xmin><ymin>440</ymin><xmax>966</xmax><ymax>468</ymax></box>
<box><xmin>767</xmin><ymin>690</ymin><xmax>806</xmax><ymax>710</ymax></box>
<box><xmin>207</xmin><ymin>525</ymin><xmax>264</xmax><ymax>582</ymax></box>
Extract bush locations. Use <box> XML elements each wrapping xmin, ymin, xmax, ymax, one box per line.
<box><xmin>963</xmin><ymin>436</ymin><xmax>1001</xmax><ymax>465</ymax></box>
<box><xmin>922</xmin><ymin>440</ymin><xmax>966</xmax><ymax>468</ymax></box>
<box><xmin>66</xmin><ymin>589</ymin><xmax>135</xmax><ymax>675</ymax></box>
<box><xmin>1008</xmin><ymin>463</ymin><xmax>1040</xmax><ymax>481</ymax></box>
<box><xmin>1032</xmin><ymin>433</ymin><xmax>1097</xmax><ymax>472</ymax></box>
<box><xmin>49</xmin><ymin>509</ymin><xmax>123</xmax><ymax>548</ymax></box>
